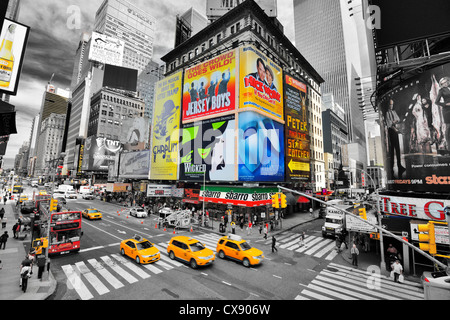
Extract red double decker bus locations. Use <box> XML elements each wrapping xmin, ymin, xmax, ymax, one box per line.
<box><xmin>49</xmin><ymin>211</ymin><xmax>82</xmax><ymax>254</ymax></box>
<box><xmin>38</xmin><ymin>204</ymin><xmax>82</xmax><ymax>255</ymax></box>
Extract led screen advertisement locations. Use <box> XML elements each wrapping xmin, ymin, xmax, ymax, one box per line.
<box><xmin>238</xmin><ymin>111</ymin><xmax>284</xmax><ymax>182</ymax></box>
<box><xmin>378</xmin><ymin>62</ymin><xmax>450</xmax><ymax>193</ymax></box>
<box><xmin>179</xmin><ymin>114</ymin><xmax>236</xmax><ymax>182</ymax></box>
<box><xmin>182</xmin><ymin>49</ymin><xmax>237</xmax><ymax>123</ymax></box>
<box><xmin>119</xmin><ymin>150</ymin><xmax>151</xmax><ymax>179</ymax></box>
<box><xmin>284</xmin><ymin>74</ymin><xmax>310</xmax><ymax>182</ymax></box>
<box><xmin>0</xmin><ymin>19</ymin><xmax>30</xmax><ymax>96</ymax></box>
<box><xmin>150</xmin><ymin>71</ymin><xmax>182</xmax><ymax>180</ymax></box>
<box><xmin>81</xmin><ymin>136</ymin><xmax>122</xmax><ymax>171</ymax></box>
<box><xmin>239</xmin><ymin>45</ymin><xmax>284</xmax><ymax>123</ymax></box>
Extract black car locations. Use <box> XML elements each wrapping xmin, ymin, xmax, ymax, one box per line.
<box><xmin>21</xmin><ymin>200</ymin><xmax>36</xmax><ymax>214</ymax></box>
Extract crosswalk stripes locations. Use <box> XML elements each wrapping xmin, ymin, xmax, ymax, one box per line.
<box><xmin>265</xmin><ymin>231</ymin><xmax>340</xmax><ymax>260</ymax></box>
<box><xmin>295</xmin><ymin>263</ymin><xmax>424</xmax><ymax>300</ymax></box>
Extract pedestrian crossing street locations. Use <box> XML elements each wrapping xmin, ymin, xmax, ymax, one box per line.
<box><xmin>256</xmin><ymin>231</ymin><xmax>339</xmax><ymax>260</ymax></box>
<box><xmin>61</xmin><ymin>232</ymin><xmax>224</xmax><ymax>300</ymax></box>
<box><xmin>295</xmin><ymin>263</ymin><xmax>424</xmax><ymax>300</ymax></box>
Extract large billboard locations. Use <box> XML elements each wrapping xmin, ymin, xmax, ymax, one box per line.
<box><xmin>284</xmin><ymin>75</ymin><xmax>310</xmax><ymax>181</ymax></box>
<box><xmin>371</xmin><ymin>0</ymin><xmax>450</xmax><ymax>49</ymax></box>
<box><xmin>239</xmin><ymin>45</ymin><xmax>284</xmax><ymax>123</ymax></box>
<box><xmin>150</xmin><ymin>71</ymin><xmax>183</xmax><ymax>180</ymax></box>
<box><xmin>82</xmin><ymin>136</ymin><xmax>122</xmax><ymax>171</ymax></box>
<box><xmin>103</xmin><ymin>64</ymin><xmax>137</xmax><ymax>92</ymax></box>
<box><xmin>179</xmin><ymin>114</ymin><xmax>236</xmax><ymax>181</ymax></box>
<box><xmin>0</xmin><ymin>19</ymin><xmax>30</xmax><ymax>96</ymax></box>
<box><xmin>88</xmin><ymin>32</ymin><xmax>125</xmax><ymax>67</ymax></box>
<box><xmin>120</xmin><ymin>117</ymin><xmax>149</xmax><ymax>151</ymax></box>
<box><xmin>238</xmin><ymin>111</ymin><xmax>284</xmax><ymax>182</ymax></box>
<box><xmin>119</xmin><ymin>150</ymin><xmax>151</xmax><ymax>179</ymax></box>
<box><xmin>182</xmin><ymin>49</ymin><xmax>237</xmax><ymax>123</ymax></box>
<box><xmin>378</xmin><ymin>62</ymin><xmax>450</xmax><ymax>193</ymax></box>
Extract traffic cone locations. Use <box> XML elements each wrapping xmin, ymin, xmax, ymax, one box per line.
<box><xmin>141</xmin><ymin>220</ymin><xmax>144</xmax><ymax>224</ymax></box>
<box><xmin>173</xmin><ymin>228</ymin><xmax>176</xmax><ymax>234</ymax></box>
<box><xmin>117</xmin><ymin>210</ymin><xmax>120</xmax><ymax>216</ymax></box>
<box><xmin>155</xmin><ymin>223</ymin><xmax>158</xmax><ymax>229</ymax></box>
<box><xmin>190</xmin><ymin>226</ymin><xmax>193</xmax><ymax>232</ymax></box>
<box><xmin>164</xmin><ymin>227</ymin><xmax>166</xmax><ymax>231</ymax></box>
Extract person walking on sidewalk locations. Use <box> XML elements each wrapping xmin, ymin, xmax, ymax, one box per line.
<box><xmin>263</xmin><ymin>224</ymin><xmax>268</xmax><ymax>240</ymax></box>
<box><xmin>0</xmin><ymin>231</ymin><xmax>8</xmax><ymax>249</ymax></box>
<box><xmin>12</xmin><ymin>222</ymin><xmax>19</xmax><ymax>239</ymax></box>
<box><xmin>272</xmin><ymin>236</ymin><xmax>278</xmax><ymax>252</ymax></box>
<box><xmin>351</xmin><ymin>244</ymin><xmax>359</xmax><ymax>267</ymax></box>
<box><xmin>231</xmin><ymin>221</ymin><xmax>236</xmax><ymax>234</ymax></box>
<box><xmin>0</xmin><ymin>207</ymin><xmax>4</xmax><ymax>219</ymax></box>
<box><xmin>19</xmin><ymin>258</ymin><xmax>32</xmax><ymax>292</ymax></box>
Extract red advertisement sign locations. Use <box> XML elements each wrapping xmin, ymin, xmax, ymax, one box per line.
<box><xmin>182</xmin><ymin>49</ymin><xmax>237</xmax><ymax>123</ymax></box>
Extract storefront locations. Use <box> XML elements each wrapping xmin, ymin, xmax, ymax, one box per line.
<box><xmin>199</xmin><ymin>186</ymin><xmax>280</xmax><ymax>227</ymax></box>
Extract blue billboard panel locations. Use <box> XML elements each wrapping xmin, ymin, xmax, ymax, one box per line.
<box><xmin>238</xmin><ymin>111</ymin><xmax>284</xmax><ymax>182</ymax></box>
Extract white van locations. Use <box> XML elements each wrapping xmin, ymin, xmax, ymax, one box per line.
<box><xmin>65</xmin><ymin>190</ymin><xmax>77</xmax><ymax>199</ymax></box>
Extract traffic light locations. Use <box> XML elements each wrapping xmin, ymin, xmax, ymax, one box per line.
<box><xmin>417</xmin><ymin>222</ymin><xmax>436</xmax><ymax>255</ymax></box>
<box><xmin>272</xmin><ymin>193</ymin><xmax>279</xmax><ymax>208</ymax></box>
<box><xmin>49</xmin><ymin>198</ymin><xmax>58</xmax><ymax>212</ymax></box>
<box><xmin>280</xmin><ymin>193</ymin><xmax>287</xmax><ymax>208</ymax></box>
<box><xmin>358</xmin><ymin>207</ymin><xmax>367</xmax><ymax>220</ymax></box>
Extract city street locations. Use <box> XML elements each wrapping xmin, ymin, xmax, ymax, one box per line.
<box><xmin>10</xmin><ymin>186</ymin><xmax>420</xmax><ymax>301</ymax></box>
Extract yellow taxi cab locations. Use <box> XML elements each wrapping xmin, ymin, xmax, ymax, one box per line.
<box><xmin>19</xmin><ymin>194</ymin><xmax>28</xmax><ymax>204</ymax></box>
<box><xmin>167</xmin><ymin>236</ymin><xmax>215</xmax><ymax>269</ymax></box>
<box><xmin>120</xmin><ymin>235</ymin><xmax>160</xmax><ymax>264</ymax></box>
<box><xmin>82</xmin><ymin>208</ymin><xmax>102</xmax><ymax>220</ymax></box>
<box><xmin>39</xmin><ymin>190</ymin><xmax>48</xmax><ymax>196</ymax></box>
<box><xmin>216</xmin><ymin>234</ymin><xmax>264</xmax><ymax>267</ymax></box>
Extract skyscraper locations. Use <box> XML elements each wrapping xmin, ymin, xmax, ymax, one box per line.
<box><xmin>293</xmin><ymin>0</ymin><xmax>366</xmax><ymax>164</ymax></box>
<box><xmin>94</xmin><ymin>0</ymin><xmax>156</xmax><ymax>73</ymax></box>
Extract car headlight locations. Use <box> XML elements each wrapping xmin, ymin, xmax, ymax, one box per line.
<box><xmin>142</xmin><ymin>253</ymin><xmax>159</xmax><ymax>258</ymax></box>
<box><xmin>198</xmin><ymin>255</ymin><xmax>214</xmax><ymax>260</ymax></box>
<box><xmin>252</xmin><ymin>255</ymin><xmax>263</xmax><ymax>260</ymax></box>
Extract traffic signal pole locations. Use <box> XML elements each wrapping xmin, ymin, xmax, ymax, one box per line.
<box><xmin>277</xmin><ymin>185</ymin><xmax>448</xmax><ymax>271</ymax></box>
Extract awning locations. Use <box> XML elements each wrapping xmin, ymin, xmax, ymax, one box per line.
<box><xmin>297</xmin><ymin>196</ymin><xmax>310</xmax><ymax>204</ymax></box>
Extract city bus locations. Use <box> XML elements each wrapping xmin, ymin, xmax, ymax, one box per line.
<box><xmin>39</xmin><ymin>205</ymin><xmax>82</xmax><ymax>255</ymax></box>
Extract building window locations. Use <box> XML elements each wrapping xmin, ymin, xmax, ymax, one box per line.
<box><xmin>216</xmin><ymin>34</ymin><xmax>221</xmax><ymax>43</ymax></box>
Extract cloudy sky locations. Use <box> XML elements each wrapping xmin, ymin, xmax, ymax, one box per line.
<box><xmin>3</xmin><ymin>0</ymin><xmax>296</xmax><ymax>169</ymax></box>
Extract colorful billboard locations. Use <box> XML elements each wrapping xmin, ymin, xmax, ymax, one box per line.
<box><xmin>239</xmin><ymin>45</ymin><xmax>284</xmax><ymax>123</ymax></box>
<box><xmin>284</xmin><ymin>75</ymin><xmax>310</xmax><ymax>181</ymax></box>
<box><xmin>378</xmin><ymin>62</ymin><xmax>450</xmax><ymax>193</ymax></box>
<box><xmin>150</xmin><ymin>71</ymin><xmax>183</xmax><ymax>180</ymax></box>
<box><xmin>182</xmin><ymin>49</ymin><xmax>237</xmax><ymax>123</ymax></box>
<box><xmin>199</xmin><ymin>186</ymin><xmax>278</xmax><ymax>207</ymax></box>
<box><xmin>0</xmin><ymin>19</ymin><xmax>30</xmax><ymax>96</ymax></box>
<box><xmin>238</xmin><ymin>111</ymin><xmax>284</xmax><ymax>182</ymax></box>
<box><xmin>179</xmin><ymin>114</ymin><xmax>236</xmax><ymax>182</ymax></box>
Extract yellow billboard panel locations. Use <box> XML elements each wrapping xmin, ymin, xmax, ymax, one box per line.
<box><xmin>239</xmin><ymin>45</ymin><xmax>284</xmax><ymax>123</ymax></box>
<box><xmin>150</xmin><ymin>71</ymin><xmax>183</xmax><ymax>180</ymax></box>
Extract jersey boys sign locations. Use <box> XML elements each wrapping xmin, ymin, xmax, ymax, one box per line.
<box><xmin>182</xmin><ymin>49</ymin><xmax>237</xmax><ymax>123</ymax></box>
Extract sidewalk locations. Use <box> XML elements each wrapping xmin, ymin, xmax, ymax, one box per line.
<box><xmin>0</xmin><ymin>199</ymin><xmax>56</xmax><ymax>300</ymax></box>
<box><xmin>196</xmin><ymin>209</ymin><xmax>321</xmax><ymax>241</ymax></box>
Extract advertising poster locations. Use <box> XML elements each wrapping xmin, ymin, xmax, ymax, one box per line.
<box><xmin>179</xmin><ymin>114</ymin><xmax>236</xmax><ymax>181</ymax></box>
<box><xmin>378</xmin><ymin>63</ymin><xmax>450</xmax><ymax>193</ymax></box>
<box><xmin>82</xmin><ymin>136</ymin><xmax>122</xmax><ymax>171</ymax></box>
<box><xmin>150</xmin><ymin>71</ymin><xmax>183</xmax><ymax>180</ymax></box>
<box><xmin>120</xmin><ymin>117</ymin><xmax>150</xmax><ymax>151</ymax></box>
<box><xmin>119</xmin><ymin>150</ymin><xmax>151</xmax><ymax>179</ymax></box>
<box><xmin>238</xmin><ymin>111</ymin><xmax>284</xmax><ymax>182</ymax></box>
<box><xmin>0</xmin><ymin>19</ymin><xmax>30</xmax><ymax>96</ymax></box>
<box><xmin>239</xmin><ymin>45</ymin><xmax>284</xmax><ymax>123</ymax></box>
<box><xmin>182</xmin><ymin>49</ymin><xmax>237</xmax><ymax>123</ymax></box>
<box><xmin>284</xmin><ymin>74</ymin><xmax>310</xmax><ymax>181</ymax></box>
<box><xmin>88</xmin><ymin>32</ymin><xmax>125</xmax><ymax>67</ymax></box>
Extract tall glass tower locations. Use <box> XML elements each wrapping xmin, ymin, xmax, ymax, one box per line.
<box><xmin>293</xmin><ymin>0</ymin><xmax>366</xmax><ymax>157</ymax></box>
<box><xmin>94</xmin><ymin>0</ymin><xmax>156</xmax><ymax>73</ymax></box>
